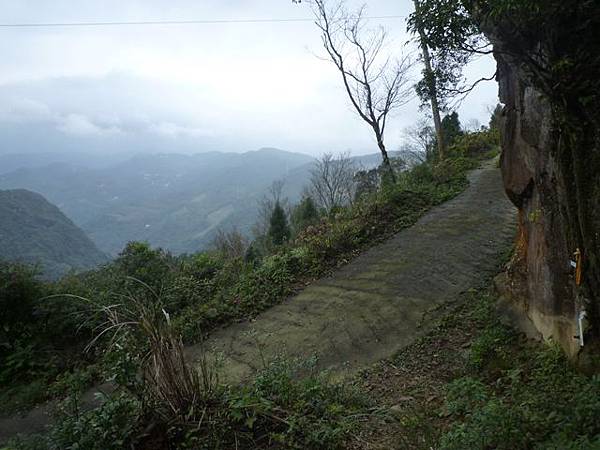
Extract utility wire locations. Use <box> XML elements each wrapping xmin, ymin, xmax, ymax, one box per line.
<box><xmin>0</xmin><ymin>15</ymin><xmax>405</xmax><ymax>28</ymax></box>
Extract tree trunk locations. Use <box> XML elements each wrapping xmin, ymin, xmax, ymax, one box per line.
<box><xmin>412</xmin><ymin>0</ymin><xmax>446</xmax><ymax>160</ymax></box>
<box><xmin>377</xmin><ymin>138</ymin><xmax>396</xmax><ymax>184</ymax></box>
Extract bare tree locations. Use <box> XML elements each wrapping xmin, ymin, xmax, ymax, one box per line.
<box><xmin>310</xmin><ymin>151</ymin><xmax>356</xmax><ymax>212</ymax></box>
<box><xmin>465</xmin><ymin>118</ymin><xmax>482</xmax><ymax>132</ymax></box>
<box><xmin>311</xmin><ymin>0</ymin><xmax>414</xmax><ymax>182</ymax></box>
<box><xmin>401</xmin><ymin>117</ymin><xmax>436</xmax><ymax>163</ymax></box>
<box><xmin>212</xmin><ymin>227</ymin><xmax>249</xmax><ymax>260</ymax></box>
<box><xmin>268</xmin><ymin>179</ymin><xmax>286</xmax><ymax>203</ymax></box>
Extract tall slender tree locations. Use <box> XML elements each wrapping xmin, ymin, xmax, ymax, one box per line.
<box><xmin>411</xmin><ymin>0</ymin><xmax>446</xmax><ymax>160</ymax></box>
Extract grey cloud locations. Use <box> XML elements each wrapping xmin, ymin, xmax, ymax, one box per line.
<box><xmin>0</xmin><ymin>0</ymin><xmax>499</xmax><ymax>157</ymax></box>
<box><xmin>57</xmin><ymin>114</ymin><xmax>123</xmax><ymax>136</ymax></box>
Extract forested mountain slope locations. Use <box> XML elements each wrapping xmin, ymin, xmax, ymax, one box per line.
<box><xmin>0</xmin><ymin>148</ymin><xmax>314</xmax><ymax>255</ymax></box>
<box><xmin>0</xmin><ymin>148</ymin><xmax>398</xmax><ymax>256</ymax></box>
<box><xmin>0</xmin><ymin>189</ymin><xmax>107</xmax><ymax>278</ymax></box>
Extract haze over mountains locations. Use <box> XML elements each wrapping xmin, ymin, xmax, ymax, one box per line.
<box><xmin>0</xmin><ymin>147</ymin><xmax>398</xmax><ymax>259</ymax></box>
<box><xmin>0</xmin><ymin>148</ymin><xmax>315</xmax><ymax>256</ymax></box>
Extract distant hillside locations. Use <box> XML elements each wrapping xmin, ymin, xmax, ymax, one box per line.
<box><xmin>0</xmin><ymin>189</ymin><xmax>107</xmax><ymax>279</ymax></box>
<box><xmin>0</xmin><ymin>151</ymin><xmax>135</xmax><ymax>175</ymax></box>
<box><xmin>0</xmin><ymin>148</ymin><xmax>315</xmax><ymax>255</ymax></box>
<box><xmin>0</xmin><ymin>149</ymin><xmax>413</xmax><ymax>256</ymax></box>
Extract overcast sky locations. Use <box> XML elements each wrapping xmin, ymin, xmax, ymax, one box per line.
<box><xmin>0</xmin><ymin>0</ymin><xmax>499</xmax><ymax>157</ymax></box>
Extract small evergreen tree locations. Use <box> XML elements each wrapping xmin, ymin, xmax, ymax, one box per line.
<box><xmin>441</xmin><ymin>111</ymin><xmax>463</xmax><ymax>149</ymax></box>
<box><xmin>268</xmin><ymin>201</ymin><xmax>291</xmax><ymax>246</ymax></box>
<box><xmin>291</xmin><ymin>196</ymin><xmax>319</xmax><ymax>234</ymax></box>
<box><xmin>244</xmin><ymin>242</ymin><xmax>261</xmax><ymax>266</ymax></box>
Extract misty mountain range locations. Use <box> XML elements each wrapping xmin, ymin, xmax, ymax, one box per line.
<box><xmin>0</xmin><ymin>147</ymin><xmax>398</xmax><ymax>259</ymax></box>
<box><xmin>0</xmin><ymin>148</ymin><xmax>310</xmax><ymax>256</ymax></box>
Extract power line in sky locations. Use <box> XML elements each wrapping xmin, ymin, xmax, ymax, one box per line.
<box><xmin>0</xmin><ymin>15</ymin><xmax>405</xmax><ymax>28</ymax></box>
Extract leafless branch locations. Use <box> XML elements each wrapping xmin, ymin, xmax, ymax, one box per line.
<box><xmin>445</xmin><ymin>71</ymin><xmax>498</xmax><ymax>109</ymax></box>
<box><xmin>310</xmin><ymin>0</ymin><xmax>415</xmax><ymax>181</ymax></box>
<box><xmin>310</xmin><ymin>151</ymin><xmax>356</xmax><ymax>212</ymax></box>
<box><xmin>444</xmin><ymin>71</ymin><xmax>498</xmax><ymax>96</ymax></box>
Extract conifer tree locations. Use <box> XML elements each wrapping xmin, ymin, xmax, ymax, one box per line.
<box><xmin>441</xmin><ymin>112</ymin><xmax>463</xmax><ymax>149</ymax></box>
<box><xmin>268</xmin><ymin>201</ymin><xmax>290</xmax><ymax>246</ymax></box>
<box><xmin>292</xmin><ymin>196</ymin><xmax>319</xmax><ymax>233</ymax></box>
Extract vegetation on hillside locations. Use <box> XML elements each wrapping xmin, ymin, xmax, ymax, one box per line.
<box><xmin>0</xmin><ymin>149</ymin><xmax>315</xmax><ymax>256</ymax></box>
<box><xmin>351</xmin><ymin>286</ymin><xmax>600</xmax><ymax>449</ymax></box>
<box><xmin>0</xmin><ymin>189</ymin><xmax>107</xmax><ymax>279</ymax></box>
<box><xmin>1</xmin><ymin>124</ymin><xmax>498</xmax><ymax>448</ymax></box>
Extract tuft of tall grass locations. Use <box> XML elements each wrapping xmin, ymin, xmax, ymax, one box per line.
<box><xmin>89</xmin><ymin>278</ymin><xmax>220</xmax><ymax>425</ymax></box>
<box><xmin>41</xmin><ymin>277</ymin><xmax>366</xmax><ymax>449</ymax></box>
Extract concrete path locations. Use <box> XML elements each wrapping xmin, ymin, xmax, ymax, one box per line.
<box><xmin>189</xmin><ymin>160</ymin><xmax>517</xmax><ymax>381</ymax></box>
<box><xmin>0</xmin><ymin>160</ymin><xmax>516</xmax><ymax>444</ymax></box>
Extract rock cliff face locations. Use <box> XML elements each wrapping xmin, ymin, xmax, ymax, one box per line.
<box><xmin>482</xmin><ymin>7</ymin><xmax>600</xmax><ymax>360</ymax></box>
<box><xmin>494</xmin><ymin>55</ymin><xmax>580</xmax><ymax>356</ymax></box>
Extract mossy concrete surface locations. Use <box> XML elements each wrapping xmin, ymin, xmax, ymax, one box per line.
<box><xmin>189</xmin><ymin>160</ymin><xmax>517</xmax><ymax>382</ymax></box>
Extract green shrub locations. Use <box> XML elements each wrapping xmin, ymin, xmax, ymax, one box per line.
<box><xmin>0</xmin><ymin>262</ymin><xmax>43</xmax><ymax>352</ymax></box>
<box><xmin>449</xmin><ymin>129</ymin><xmax>499</xmax><ymax>159</ymax></box>
<box><xmin>441</xmin><ymin>399</ymin><xmax>526</xmax><ymax>450</ymax></box>
<box><xmin>468</xmin><ymin>324</ymin><xmax>515</xmax><ymax>370</ymax></box>
<box><xmin>236</xmin><ymin>252</ymin><xmax>300</xmax><ymax>310</ymax></box>
<box><xmin>241</xmin><ymin>358</ymin><xmax>366</xmax><ymax>449</ymax></box>
<box><xmin>49</xmin><ymin>393</ymin><xmax>142</xmax><ymax>450</ymax></box>
<box><xmin>113</xmin><ymin>241</ymin><xmax>176</xmax><ymax>290</ymax></box>
<box><xmin>0</xmin><ymin>377</ymin><xmax>48</xmax><ymax>415</ymax></box>
<box><xmin>174</xmin><ymin>358</ymin><xmax>366</xmax><ymax>450</ymax></box>
<box><xmin>445</xmin><ymin>377</ymin><xmax>489</xmax><ymax>415</ymax></box>
<box><xmin>432</xmin><ymin>157</ymin><xmax>476</xmax><ymax>185</ymax></box>
<box><xmin>5</xmin><ymin>393</ymin><xmax>141</xmax><ymax>450</ymax></box>
<box><xmin>405</xmin><ymin>162</ymin><xmax>434</xmax><ymax>185</ymax></box>
<box><xmin>441</xmin><ymin>333</ymin><xmax>600</xmax><ymax>449</ymax></box>
<box><xmin>48</xmin><ymin>365</ymin><xmax>98</xmax><ymax>399</ymax></box>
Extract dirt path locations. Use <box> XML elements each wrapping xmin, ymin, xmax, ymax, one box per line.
<box><xmin>188</xmin><ymin>160</ymin><xmax>516</xmax><ymax>382</ymax></box>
